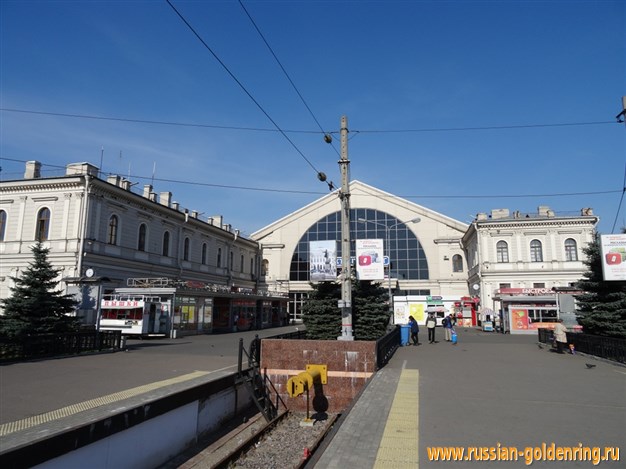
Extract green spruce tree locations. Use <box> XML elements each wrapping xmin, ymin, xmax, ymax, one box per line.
<box><xmin>302</xmin><ymin>278</ymin><xmax>390</xmax><ymax>340</ymax></box>
<box><xmin>353</xmin><ymin>280</ymin><xmax>390</xmax><ymax>340</ymax></box>
<box><xmin>575</xmin><ymin>232</ymin><xmax>626</xmax><ymax>338</ymax></box>
<box><xmin>0</xmin><ymin>242</ymin><xmax>80</xmax><ymax>338</ymax></box>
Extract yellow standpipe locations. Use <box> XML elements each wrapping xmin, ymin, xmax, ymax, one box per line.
<box><xmin>286</xmin><ymin>364</ymin><xmax>327</xmax><ymax>425</ymax></box>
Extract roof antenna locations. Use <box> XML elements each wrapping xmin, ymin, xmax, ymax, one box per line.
<box><xmin>151</xmin><ymin>162</ymin><xmax>156</xmax><ymax>186</ymax></box>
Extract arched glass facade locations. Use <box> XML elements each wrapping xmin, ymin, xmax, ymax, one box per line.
<box><xmin>290</xmin><ymin>209</ymin><xmax>428</xmax><ymax>281</ymax></box>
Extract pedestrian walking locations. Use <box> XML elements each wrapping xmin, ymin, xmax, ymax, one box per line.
<box><xmin>443</xmin><ymin>314</ymin><xmax>454</xmax><ymax>342</ymax></box>
<box><xmin>553</xmin><ymin>319</ymin><xmax>568</xmax><ymax>354</ymax></box>
<box><xmin>426</xmin><ymin>313</ymin><xmax>437</xmax><ymax>343</ymax></box>
<box><xmin>408</xmin><ymin>315</ymin><xmax>420</xmax><ymax>345</ymax></box>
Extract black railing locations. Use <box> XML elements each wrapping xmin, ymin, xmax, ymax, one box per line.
<box><xmin>376</xmin><ymin>326</ymin><xmax>401</xmax><ymax>369</ymax></box>
<box><xmin>0</xmin><ymin>330</ymin><xmax>122</xmax><ymax>361</ymax></box>
<box><xmin>538</xmin><ymin>329</ymin><xmax>626</xmax><ymax>364</ymax></box>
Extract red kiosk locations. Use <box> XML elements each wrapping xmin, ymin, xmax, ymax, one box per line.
<box><xmin>453</xmin><ymin>296</ymin><xmax>479</xmax><ymax>327</ymax></box>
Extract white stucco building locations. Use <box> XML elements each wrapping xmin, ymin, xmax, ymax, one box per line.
<box><xmin>0</xmin><ymin>161</ymin><xmax>286</xmax><ymax>334</ymax></box>
<box><xmin>252</xmin><ymin>181</ymin><xmax>470</xmax><ymax>323</ymax></box>
<box><xmin>462</xmin><ymin>206</ymin><xmax>598</xmax><ymax>333</ymax></box>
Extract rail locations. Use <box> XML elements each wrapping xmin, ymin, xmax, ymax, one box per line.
<box><xmin>0</xmin><ymin>330</ymin><xmax>122</xmax><ymax>361</ymax></box>
<box><xmin>376</xmin><ymin>326</ymin><xmax>401</xmax><ymax>369</ymax></box>
<box><xmin>538</xmin><ymin>329</ymin><xmax>626</xmax><ymax>364</ymax></box>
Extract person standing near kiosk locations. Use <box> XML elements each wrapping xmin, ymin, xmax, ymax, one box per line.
<box><xmin>426</xmin><ymin>313</ymin><xmax>437</xmax><ymax>343</ymax></box>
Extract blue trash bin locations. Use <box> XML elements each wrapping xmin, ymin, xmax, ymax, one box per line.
<box><xmin>400</xmin><ymin>324</ymin><xmax>411</xmax><ymax>346</ymax></box>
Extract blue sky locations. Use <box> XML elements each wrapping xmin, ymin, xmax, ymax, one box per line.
<box><xmin>1</xmin><ymin>0</ymin><xmax>624</xmax><ymax>237</ymax></box>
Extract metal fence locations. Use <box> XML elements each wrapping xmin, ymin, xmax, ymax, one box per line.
<box><xmin>0</xmin><ymin>330</ymin><xmax>122</xmax><ymax>361</ymax></box>
<box><xmin>538</xmin><ymin>329</ymin><xmax>626</xmax><ymax>364</ymax></box>
<box><xmin>376</xmin><ymin>326</ymin><xmax>401</xmax><ymax>369</ymax></box>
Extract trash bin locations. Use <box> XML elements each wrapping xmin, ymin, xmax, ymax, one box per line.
<box><xmin>400</xmin><ymin>324</ymin><xmax>411</xmax><ymax>346</ymax></box>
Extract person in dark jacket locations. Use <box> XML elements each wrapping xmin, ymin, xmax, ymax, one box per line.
<box><xmin>408</xmin><ymin>315</ymin><xmax>420</xmax><ymax>345</ymax></box>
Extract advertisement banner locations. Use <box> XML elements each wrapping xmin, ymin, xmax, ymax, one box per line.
<box><xmin>355</xmin><ymin>239</ymin><xmax>385</xmax><ymax>280</ymax></box>
<box><xmin>600</xmin><ymin>234</ymin><xmax>626</xmax><ymax>281</ymax></box>
<box><xmin>309</xmin><ymin>240</ymin><xmax>337</xmax><ymax>282</ymax></box>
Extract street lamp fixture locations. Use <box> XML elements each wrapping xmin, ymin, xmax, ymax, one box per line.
<box><xmin>357</xmin><ymin>217</ymin><xmax>421</xmax><ymax>324</ymax></box>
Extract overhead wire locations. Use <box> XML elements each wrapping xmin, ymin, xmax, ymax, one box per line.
<box><xmin>0</xmin><ymin>156</ymin><xmax>621</xmax><ymax>201</ymax></box>
<box><xmin>610</xmin><ymin>160</ymin><xmax>626</xmax><ymax>233</ymax></box>
<box><xmin>1</xmin><ymin>108</ymin><xmax>618</xmax><ymax>135</ymax></box>
<box><xmin>165</xmin><ymin>0</ymin><xmax>325</xmax><ymax>179</ymax></box>
<box><xmin>237</xmin><ymin>0</ymin><xmax>340</xmax><ymax>157</ymax></box>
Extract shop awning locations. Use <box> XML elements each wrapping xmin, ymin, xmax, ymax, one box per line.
<box><xmin>425</xmin><ymin>305</ymin><xmax>448</xmax><ymax>313</ymax></box>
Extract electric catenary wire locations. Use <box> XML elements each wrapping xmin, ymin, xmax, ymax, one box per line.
<box><xmin>0</xmin><ymin>157</ymin><xmax>620</xmax><ymax>201</ymax></box>
<box><xmin>165</xmin><ymin>0</ymin><xmax>325</xmax><ymax>180</ymax></box>
<box><xmin>237</xmin><ymin>0</ymin><xmax>340</xmax><ymax>157</ymax></box>
<box><xmin>1</xmin><ymin>108</ymin><xmax>617</xmax><ymax>135</ymax></box>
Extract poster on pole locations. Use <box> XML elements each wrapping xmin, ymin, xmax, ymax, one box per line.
<box><xmin>309</xmin><ymin>240</ymin><xmax>337</xmax><ymax>282</ymax></box>
<box><xmin>355</xmin><ymin>239</ymin><xmax>385</xmax><ymax>280</ymax></box>
<box><xmin>600</xmin><ymin>234</ymin><xmax>626</xmax><ymax>281</ymax></box>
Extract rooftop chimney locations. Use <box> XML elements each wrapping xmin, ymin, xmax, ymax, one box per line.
<box><xmin>160</xmin><ymin>192</ymin><xmax>172</xmax><ymax>207</ymax></box>
<box><xmin>24</xmin><ymin>161</ymin><xmax>41</xmax><ymax>179</ymax></box>
<box><xmin>143</xmin><ymin>184</ymin><xmax>153</xmax><ymax>198</ymax></box>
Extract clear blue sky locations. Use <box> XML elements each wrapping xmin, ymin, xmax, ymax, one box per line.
<box><xmin>1</xmin><ymin>0</ymin><xmax>624</xmax><ymax>237</ymax></box>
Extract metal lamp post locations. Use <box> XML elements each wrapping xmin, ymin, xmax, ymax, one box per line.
<box><xmin>357</xmin><ymin>217</ymin><xmax>421</xmax><ymax>323</ymax></box>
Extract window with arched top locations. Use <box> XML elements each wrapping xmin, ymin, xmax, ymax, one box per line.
<box><xmin>452</xmin><ymin>254</ymin><xmax>463</xmax><ymax>272</ymax></box>
<box><xmin>496</xmin><ymin>240</ymin><xmax>509</xmax><ymax>263</ymax></box>
<box><xmin>217</xmin><ymin>248</ymin><xmax>222</xmax><ymax>268</ymax></box>
<box><xmin>202</xmin><ymin>243</ymin><xmax>207</xmax><ymax>265</ymax></box>
<box><xmin>241</xmin><ymin>254</ymin><xmax>244</xmax><ymax>272</ymax></box>
<box><xmin>107</xmin><ymin>215</ymin><xmax>119</xmax><ymax>245</ymax></box>
<box><xmin>290</xmin><ymin>209</ymin><xmax>428</xmax><ymax>282</ymax></box>
<box><xmin>230</xmin><ymin>251</ymin><xmax>234</xmax><ymax>270</ymax></box>
<box><xmin>262</xmin><ymin>259</ymin><xmax>269</xmax><ymax>276</ymax></box>
<box><xmin>162</xmin><ymin>231</ymin><xmax>170</xmax><ymax>257</ymax></box>
<box><xmin>564</xmin><ymin>238</ymin><xmax>578</xmax><ymax>261</ymax></box>
<box><xmin>36</xmin><ymin>207</ymin><xmax>51</xmax><ymax>241</ymax></box>
<box><xmin>250</xmin><ymin>258</ymin><xmax>254</xmax><ymax>276</ymax></box>
<box><xmin>530</xmin><ymin>239</ymin><xmax>543</xmax><ymax>262</ymax></box>
<box><xmin>0</xmin><ymin>210</ymin><xmax>7</xmax><ymax>241</ymax></box>
<box><xmin>138</xmin><ymin>224</ymin><xmax>147</xmax><ymax>251</ymax></box>
<box><xmin>183</xmin><ymin>237</ymin><xmax>190</xmax><ymax>261</ymax></box>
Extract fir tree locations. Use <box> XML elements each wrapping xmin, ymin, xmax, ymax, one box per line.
<box><xmin>575</xmin><ymin>232</ymin><xmax>626</xmax><ymax>338</ymax></box>
<box><xmin>302</xmin><ymin>278</ymin><xmax>390</xmax><ymax>340</ymax></box>
<box><xmin>0</xmin><ymin>242</ymin><xmax>80</xmax><ymax>338</ymax></box>
<box><xmin>352</xmin><ymin>280</ymin><xmax>390</xmax><ymax>340</ymax></box>
<box><xmin>302</xmin><ymin>281</ymin><xmax>342</xmax><ymax>340</ymax></box>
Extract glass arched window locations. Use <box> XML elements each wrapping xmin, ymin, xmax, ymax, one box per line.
<box><xmin>230</xmin><ymin>251</ymin><xmax>234</xmax><ymax>270</ymax></box>
<box><xmin>530</xmin><ymin>239</ymin><xmax>543</xmax><ymax>262</ymax></box>
<box><xmin>241</xmin><ymin>254</ymin><xmax>244</xmax><ymax>272</ymax></box>
<box><xmin>201</xmin><ymin>243</ymin><xmax>207</xmax><ymax>265</ymax></box>
<box><xmin>107</xmin><ymin>215</ymin><xmax>118</xmax><ymax>245</ymax></box>
<box><xmin>36</xmin><ymin>207</ymin><xmax>50</xmax><ymax>241</ymax></box>
<box><xmin>496</xmin><ymin>240</ymin><xmax>509</xmax><ymax>263</ymax></box>
<box><xmin>183</xmin><ymin>237</ymin><xmax>190</xmax><ymax>261</ymax></box>
<box><xmin>217</xmin><ymin>248</ymin><xmax>222</xmax><ymax>268</ymax></box>
<box><xmin>250</xmin><ymin>258</ymin><xmax>254</xmax><ymax>276</ymax></box>
<box><xmin>138</xmin><ymin>223</ymin><xmax>147</xmax><ymax>251</ymax></box>
<box><xmin>162</xmin><ymin>231</ymin><xmax>170</xmax><ymax>257</ymax></box>
<box><xmin>452</xmin><ymin>254</ymin><xmax>463</xmax><ymax>272</ymax></box>
<box><xmin>290</xmin><ymin>209</ymin><xmax>428</xmax><ymax>281</ymax></box>
<box><xmin>0</xmin><ymin>210</ymin><xmax>7</xmax><ymax>241</ymax></box>
<box><xmin>564</xmin><ymin>238</ymin><xmax>578</xmax><ymax>261</ymax></box>
<box><xmin>262</xmin><ymin>259</ymin><xmax>269</xmax><ymax>276</ymax></box>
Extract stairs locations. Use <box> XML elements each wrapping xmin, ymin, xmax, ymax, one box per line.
<box><xmin>237</xmin><ymin>336</ymin><xmax>285</xmax><ymax>422</ymax></box>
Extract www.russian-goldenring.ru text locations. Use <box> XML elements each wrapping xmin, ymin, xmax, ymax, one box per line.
<box><xmin>426</xmin><ymin>443</ymin><xmax>620</xmax><ymax>465</ymax></box>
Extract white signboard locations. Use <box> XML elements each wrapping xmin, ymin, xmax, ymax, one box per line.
<box><xmin>355</xmin><ymin>239</ymin><xmax>385</xmax><ymax>280</ymax></box>
<box><xmin>309</xmin><ymin>240</ymin><xmax>337</xmax><ymax>282</ymax></box>
<box><xmin>600</xmin><ymin>234</ymin><xmax>626</xmax><ymax>281</ymax></box>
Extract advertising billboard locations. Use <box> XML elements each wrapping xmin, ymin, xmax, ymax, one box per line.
<box><xmin>600</xmin><ymin>234</ymin><xmax>626</xmax><ymax>281</ymax></box>
<box><xmin>355</xmin><ymin>239</ymin><xmax>385</xmax><ymax>280</ymax></box>
<box><xmin>309</xmin><ymin>240</ymin><xmax>337</xmax><ymax>282</ymax></box>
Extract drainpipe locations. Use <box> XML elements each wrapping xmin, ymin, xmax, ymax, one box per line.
<box><xmin>76</xmin><ymin>175</ymin><xmax>91</xmax><ymax>277</ymax></box>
